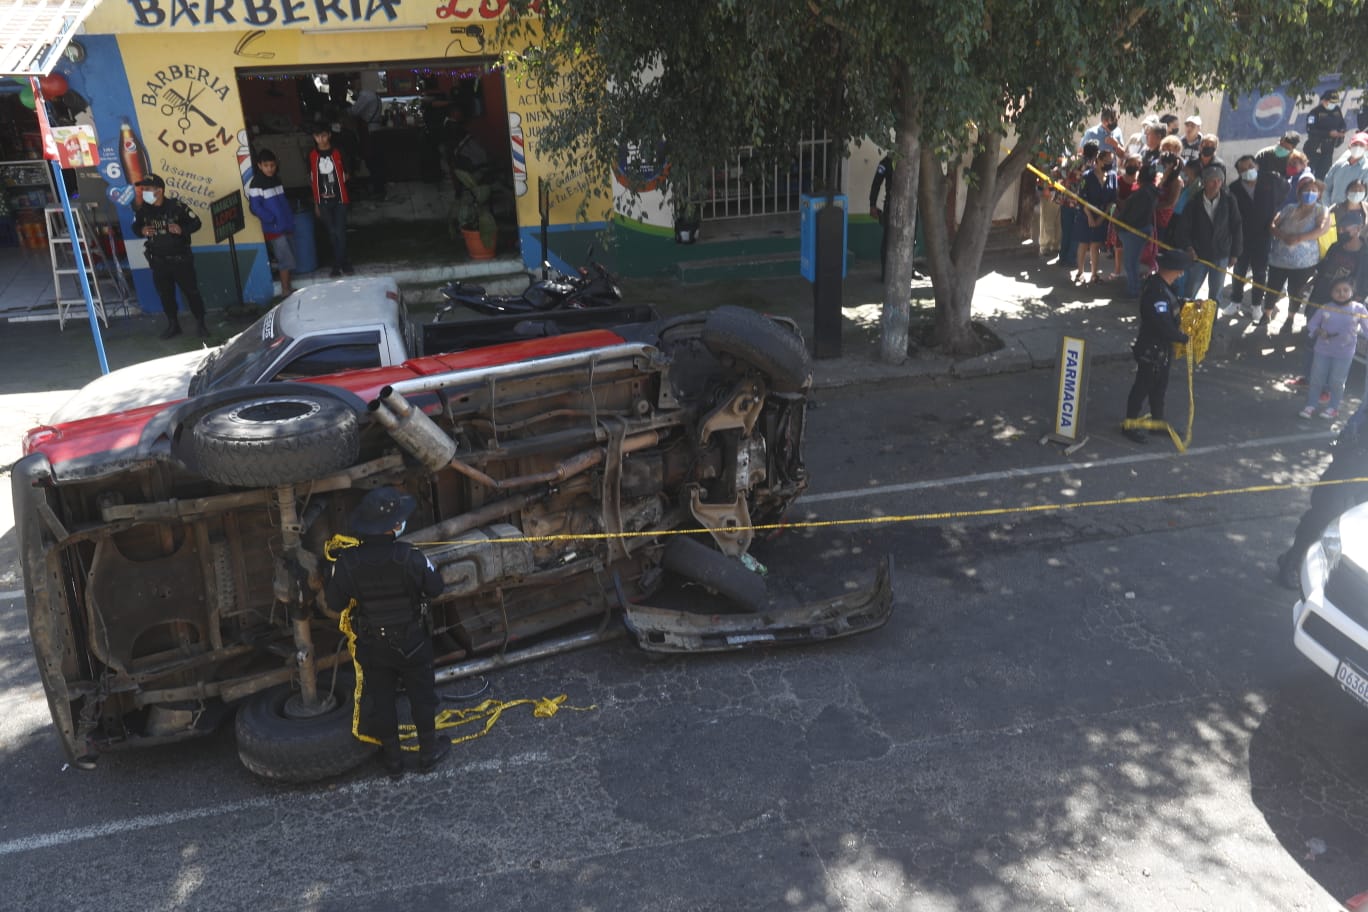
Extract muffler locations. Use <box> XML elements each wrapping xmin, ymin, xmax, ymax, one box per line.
<box><xmin>369</xmin><ymin>386</ymin><xmax>457</xmax><ymax>471</ymax></box>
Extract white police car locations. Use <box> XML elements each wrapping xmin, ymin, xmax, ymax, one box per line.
<box><xmin>1293</xmin><ymin>502</ymin><xmax>1368</xmax><ymax>707</ymax></box>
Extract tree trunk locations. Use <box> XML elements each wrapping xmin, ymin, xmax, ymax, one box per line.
<box><xmin>919</xmin><ymin>127</ymin><xmax>1040</xmax><ymax>356</ymax></box>
<box><xmin>878</xmin><ymin>90</ymin><xmax>921</xmax><ymax>364</ymax></box>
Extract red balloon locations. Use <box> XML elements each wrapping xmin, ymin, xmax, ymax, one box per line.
<box><xmin>37</xmin><ymin>73</ymin><xmax>68</xmax><ymax>97</ymax></box>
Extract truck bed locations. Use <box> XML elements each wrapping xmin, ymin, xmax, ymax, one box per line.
<box><xmin>421</xmin><ymin>304</ymin><xmax>662</xmax><ymax>355</ymax></box>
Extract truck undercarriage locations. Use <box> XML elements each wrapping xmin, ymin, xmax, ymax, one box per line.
<box><xmin>14</xmin><ymin>308</ymin><xmax>892</xmax><ymax>780</ymax></box>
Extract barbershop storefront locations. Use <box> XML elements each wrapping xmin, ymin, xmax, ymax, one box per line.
<box><xmin>61</xmin><ymin>0</ymin><xmax>608</xmax><ymax>310</ymax></box>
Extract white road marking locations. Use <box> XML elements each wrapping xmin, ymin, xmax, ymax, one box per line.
<box><xmin>0</xmin><ymin>750</ymin><xmax>550</xmax><ymax>857</ymax></box>
<box><xmin>0</xmin><ymin>432</ymin><xmax>1334</xmax><ymax>856</ymax></box>
<box><xmin>799</xmin><ymin>431</ymin><xmax>1333</xmax><ymax>505</ymax></box>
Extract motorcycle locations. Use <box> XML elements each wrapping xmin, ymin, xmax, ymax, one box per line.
<box><xmin>436</xmin><ymin>252</ymin><xmax>623</xmax><ymax>320</ymax></box>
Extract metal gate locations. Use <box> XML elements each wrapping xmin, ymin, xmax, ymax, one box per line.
<box><xmin>694</xmin><ymin>130</ymin><xmax>834</xmax><ymax>221</ymax></box>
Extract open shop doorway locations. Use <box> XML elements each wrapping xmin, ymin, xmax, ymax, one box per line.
<box><xmin>235</xmin><ymin>60</ymin><xmax>519</xmax><ymax>273</ymax></box>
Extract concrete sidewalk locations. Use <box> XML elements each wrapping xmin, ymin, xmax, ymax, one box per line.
<box><xmin>0</xmin><ymin>242</ymin><xmax>1263</xmax><ymax>408</ymax></box>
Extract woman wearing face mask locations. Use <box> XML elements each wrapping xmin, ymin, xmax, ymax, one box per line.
<box><xmin>1265</xmin><ymin>175</ymin><xmax>1332</xmax><ymax>333</ymax></box>
<box><xmin>1282</xmin><ymin>150</ymin><xmax>1313</xmax><ymax>207</ymax></box>
<box><xmin>1287</xmin><ymin>209</ymin><xmax>1368</xmax><ymax>390</ymax></box>
<box><xmin>1078</xmin><ymin>150</ymin><xmax>1117</xmax><ymax>285</ymax></box>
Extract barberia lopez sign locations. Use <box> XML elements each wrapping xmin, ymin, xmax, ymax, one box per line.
<box><xmin>125</xmin><ymin>0</ymin><xmax>404</xmax><ymax>27</ymax></box>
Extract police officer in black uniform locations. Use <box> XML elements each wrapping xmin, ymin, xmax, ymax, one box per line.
<box><xmin>869</xmin><ymin>154</ymin><xmax>925</xmax><ymax>283</ymax></box>
<box><xmin>1305</xmin><ymin>89</ymin><xmax>1348</xmax><ymax>182</ymax></box>
<box><xmin>130</xmin><ymin>174</ymin><xmax>208</xmax><ymax>339</ymax></box>
<box><xmin>1122</xmin><ymin>248</ymin><xmax>1191</xmax><ymax>443</ymax></box>
<box><xmin>326</xmin><ymin>487</ymin><xmax>447</xmax><ymax>777</ymax></box>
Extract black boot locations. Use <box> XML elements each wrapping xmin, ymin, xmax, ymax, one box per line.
<box><xmin>380</xmin><ymin>740</ymin><xmax>404</xmax><ymax>779</ymax></box>
<box><xmin>1121</xmin><ymin>426</ymin><xmax>1148</xmax><ymax>444</ymax></box>
<box><xmin>418</xmin><ymin>738</ymin><xmax>450</xmax><ymax>773</ymax></box>
<box><xmin>159</xmin><ymin>318</ymin><xmax>182</xmax><ymax>340</ymax></box>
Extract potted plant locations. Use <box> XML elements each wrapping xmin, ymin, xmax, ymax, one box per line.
<box><xmin>451</xmin><ymin>167</ymin><xmax>503</xmax><ymax>260</ymax></box>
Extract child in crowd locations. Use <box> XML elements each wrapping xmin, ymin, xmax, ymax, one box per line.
<box><xmin>246</xmin><ymin>149</ymin><xmax>296</xmax><ymax>297</ymax></box>
<box><xmin>309</xmin><ymin>124</ymin><xmax>353</xmax><ymax>277</ymax></box>
<box><xmin>1301</xmin><ymin>277</ymin><xmax>1368</xmax><ymax>420</ymax></box>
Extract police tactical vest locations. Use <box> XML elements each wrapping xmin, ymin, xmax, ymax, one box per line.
<box><xmin>347</xmin><ymin>543</ymin><xmax>422</xmax><ymax>629</ymax></box>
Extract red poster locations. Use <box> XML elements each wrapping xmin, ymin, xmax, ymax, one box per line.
<box><xmin>30</xmin><ymin>77</ymin><xmax>100</xmax><ymax>169</ymax></box>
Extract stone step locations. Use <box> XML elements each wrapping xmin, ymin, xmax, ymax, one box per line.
<box><xmin>675</xmin><ymin>250</ymin><xmax>804</xmax><ymax>285</ymax></box>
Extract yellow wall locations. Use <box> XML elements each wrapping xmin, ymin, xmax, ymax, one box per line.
<box><xmin>84</xmin><ymin>4</ymin><xmax>608</xmax><ymax>243</ymax></box>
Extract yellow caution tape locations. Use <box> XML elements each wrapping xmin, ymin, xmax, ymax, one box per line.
<box><xmin>1122</xmin><ymin>298</ymin><xmax>1217</xmax><ymax>453</ymax></box>
<box><xmin>402</xmin><ymin>472</ymin><xmax>1368</xmax><ymax>549</ymax></box>
<box><xmin>340</xmin><ymin>601</ymin><xmax>594</xmax><ymax>750</ymax></box>
<box><xmin>324</xmin><ymin>534</ymin><xmax>361</xmax><ymax>562</ymax></box>
<box><xmin>1025</xmin><ymin>162</ymin><xmax>1347</xmax><ymax>320</ymax></box>
<box><xmin>337</xmin><ymin>602</ymin><xmax>382</xmax><ymax>747</ymax></box>
<box><xmin>392</xmin><ymin>694</ymin><xmax>597</xmax><ymax>751</ymax></box>
<box><xmin>1176</xmin><ymin>297</ymin><xmax>1216</xmax><ymax>365</ymax></box>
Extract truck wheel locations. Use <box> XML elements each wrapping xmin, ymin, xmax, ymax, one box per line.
<box><xmin>190</xmin><ymin>394</ymin><xmax>359</xmax><ymax>488</ymax></box>
<box><xmin>701</xmin><ymin>306</ymin><xmax>813</xmax><ymax>393</ymax></box>
<box><xmin>235</xmin><ymin>683</ymin><xmax>375</xmax><ymax>783</ymax></box>
<box><xmin>662</xmin><ymin>534</ymin><xmax>768</xmax><ymax>612</ymax></box>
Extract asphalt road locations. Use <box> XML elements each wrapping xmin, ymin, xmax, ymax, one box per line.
<box><xmin>1</xmin><ymin>351</ymin><xmax>1367</xmax><ymax>911</ymax></box>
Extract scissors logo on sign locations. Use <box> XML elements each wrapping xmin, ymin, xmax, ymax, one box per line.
<box><xmin>160</xmin><ymin>82</ymin><xmax>219</xmax><ymax>134</ymax></box>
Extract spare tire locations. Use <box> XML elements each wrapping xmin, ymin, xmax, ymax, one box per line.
<box><xmin>235</xmin><ymin>682</ymin><xmax>375</xmax><ymax>783</ymax></box>
<box><xmin>662</xmin><ymin>534</ymin><xmax>768</xmax><ymax>612</ymax></box>
<box><xmin>189</xmin><ymin>394</ymin><xmax>359</xmax><ymax>488</ymax></box>
<box><xmin>701</xmin><ymin>306</ymin><xmax>813</xmax><ymax>393</ymax></box>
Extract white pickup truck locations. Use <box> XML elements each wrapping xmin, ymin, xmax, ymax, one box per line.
<box><xmin>50</xmin><ymin>277</ymin><xmax>659</xmax><ymax>424</ymax></box>
<box><xmin>16</xmin><ymin>276</ymin><xmax>892</xmax><ymax>782</ymax></box>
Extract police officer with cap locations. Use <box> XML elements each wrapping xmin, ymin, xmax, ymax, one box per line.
<box><xmin>130</xmin><ymin>173</ymin><xmax>209</xmax><ymax>339</ymax></box>
<box><xmin>1123</xmin><ymin>248</ymin><xmax>1192</xmax><ymax>443</ymax></box>
<box><xmin>326</xmin><ymin>487</ymin><xmax>447</xmax><ymax>777</ymax></box>
<box><xmin>1306</xmin><ymin>89</ymin><xmax>1348</xmax><ymax>181</ymax></box>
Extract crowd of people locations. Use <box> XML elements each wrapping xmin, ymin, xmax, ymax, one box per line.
<box><xmin>1047</xmin><ymin>96</ymin><xmax>1368</xmax><ymax>433</ymax></box>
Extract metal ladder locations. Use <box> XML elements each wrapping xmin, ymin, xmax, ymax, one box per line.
<box><xmin>45</xmin><ymin>206</ymin><xmax>130</xmax><ymax>330</ymax></box>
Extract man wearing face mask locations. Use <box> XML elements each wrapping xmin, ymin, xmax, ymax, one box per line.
<box><xmin>130</xmin><ymin>174</ymin><xmax>208</xmax><ymax>339</ymax></box>
<box><xmin>1324</xmin><ymin>133</ymin><xmax>1368</xmax><ymax>205</ymax></box>
<box><xmin>1306</xmin><ymin>90</ymin><xmax>1348</xmax><ymax>181</ymax></box>
<box><xmin>327</xmin><ymin>487</ymin><xmax>447</xmax><ymax>778</ymax></box>
<box><xmin>1229</xmin><ymin>155</ymin><xmax>1282</xmax><ymax>318</ymax></box>
<box><xmin>1179</xmin><ymin>115</ymin><xmax>1204</xmax><ymax>162</ymax></box>
<box><xmin>1256</xmin><ymin>130</ymin><xmax>1302</xmax><ymax>181</ymax></box>
<box><xmin>1174</xmin><ymin>165</ymin><xmax>1243</xmax><ymax>305</ymax></box>
<box><xmin>1195</xmin><ymin>134</ymin><xmax>1225</xmax><ymax>175</ymax></box>
<box><xmin>1080</xmin><ymin>108</ymin><xmax>1123</xmax><ymax>157</ymax></box>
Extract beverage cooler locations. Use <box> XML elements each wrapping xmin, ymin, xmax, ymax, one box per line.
<box><xmin>0</xmin><ymin>160</ymin><xmax>56</xmax><ymax>250</ymax></box>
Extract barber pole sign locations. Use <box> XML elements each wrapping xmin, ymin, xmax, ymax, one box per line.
<box><xmin>1041</xmin><ymin>335</ymin><xmax>1090</xmax><ymax>454</ymax></box>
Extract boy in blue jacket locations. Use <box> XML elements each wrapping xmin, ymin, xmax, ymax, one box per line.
<box><xmin>247</xmin><ymin>148</ymin><xmax>297</xmax><ymax>298</ymax></box>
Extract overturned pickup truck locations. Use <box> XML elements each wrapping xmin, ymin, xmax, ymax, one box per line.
<box><xmin>14</xmin><ymin>280</ymin><xmax>891</xmax><ymax>780</ymax></box>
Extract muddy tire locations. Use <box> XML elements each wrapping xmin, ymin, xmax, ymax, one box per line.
<box><xmin>662</xmin><ymin>535</ymin><xmax>768</xmax><ymax>612</ymax></box>
<box><xmin>190</xmin><ymin>394</ymin><xmax>359</xmax><ymax>488</ymax></box>
<box><xmin>701</xmin><ymin>306</ymin><xmax>813</xmax><ymax>393</ymax></box>
<box><xmin>235</xmin><ymin>683</ymin><xmax>375</xmax><ymax>783</ymax></box>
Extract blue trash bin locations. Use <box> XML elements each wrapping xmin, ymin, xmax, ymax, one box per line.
<box><xmin>293</xmin><ymin>207</ymin><xmax>318</xmax><ymax>275</ymax></box>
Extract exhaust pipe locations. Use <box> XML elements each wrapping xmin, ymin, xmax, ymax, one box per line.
<box><xmin>371</xmin><ymin>386</ymin><xmax>661</xmax><ymax>494</ymax></box>
<box><xmin>370</xmin><ymin>386</ymin><xmax>457</xmax><ymax>472</ymax></box>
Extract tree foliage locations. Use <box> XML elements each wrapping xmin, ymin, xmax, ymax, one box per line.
<box><xmin>503</xmin><ymin>0</ymin><xmax>1368</xmax><ymax>360</ymax></box>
